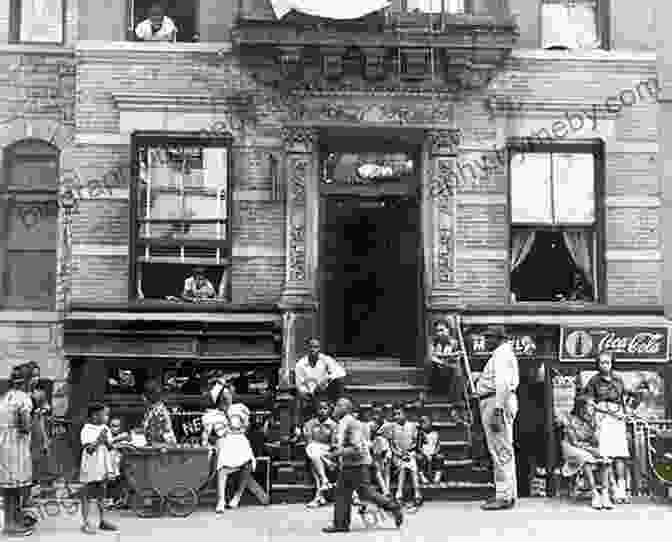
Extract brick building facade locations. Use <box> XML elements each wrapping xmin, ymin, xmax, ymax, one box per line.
<box><xmin>0</xmin><ymin>0</ymin><xmax>669</xmax><ymax>492</ymax></box>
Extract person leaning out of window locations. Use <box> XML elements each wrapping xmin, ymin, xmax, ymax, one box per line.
<box><xmin>135</xmin><ymin>3</ymin><xmax>177</xmax><ymax>42</ymax></box>
<box><xmin>182</xmin><ymin>267</ymin><xmax>216</xmax><ymax>302</ymax></box>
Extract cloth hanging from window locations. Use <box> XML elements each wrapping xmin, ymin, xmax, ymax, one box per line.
<box><xmin>562</xmin><ymin>230</ymin><xmax>593</xmax><ymax>286</ymax></box>
<box><xmin>269</xmin><ymin>0</ymin><xmax>390</xmax><ymax>20</ymax></box>
<box><xmin>510</xmin><ymin>230</ymin><xmax>536</xmax><ymax>272</ymax></box>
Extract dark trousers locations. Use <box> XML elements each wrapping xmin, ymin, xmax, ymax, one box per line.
<box><xmin>333</xmin><ymin>465</ymin><xmax>398</xmax><ymax>530</ymax></box>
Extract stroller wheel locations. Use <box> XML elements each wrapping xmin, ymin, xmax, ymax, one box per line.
<box><xmin>132</xmin><ymin>488</ymin><xmax>164</xmax><ymax>518</ymax></box>
<box><xmin>165</xmin><ymin>486</ymin><xmax>198</xmax><ymax>518</ymax></box>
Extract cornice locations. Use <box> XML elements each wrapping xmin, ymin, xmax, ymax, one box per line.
<box><xmin>111</xmin><ymin>90</ymin><xmax>233</xmax><ymax>112</ymax></box>
<box><xmin>485</xmin><ymin>95</ymin><xmax>620</xmax><ymax>119</ymax></box>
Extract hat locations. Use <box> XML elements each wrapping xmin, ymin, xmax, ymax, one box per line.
<box><xmin>193</xmin><ymin>266</ymin><xmax>206</xmax><ymax>275</ymax></box>
<box><xmin>483</xmin><ymin>325</ymin><xmax>507</xmax><ymax>340</ymax></box>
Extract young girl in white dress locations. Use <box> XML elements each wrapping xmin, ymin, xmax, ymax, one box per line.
<box><xmin>79</xmin><ymin>403</ymin><xmax>117</xmax><ymax>534</ymax></box>
<box><xmin>202</xmin><ymin>379</ymin><xmax>256</xmax><ymax>513</ymax></box>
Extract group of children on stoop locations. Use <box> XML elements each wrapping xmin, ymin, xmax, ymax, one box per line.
<box><xmin>301</xmin><ymin>400</ymin><xmax>441</xmax><ymax>509</ymax></box>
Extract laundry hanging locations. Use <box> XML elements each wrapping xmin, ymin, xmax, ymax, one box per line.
<box><xmin>269</xmin><ymin>0</ymin><xmax>390</xmax><ymax>20</ymax></box>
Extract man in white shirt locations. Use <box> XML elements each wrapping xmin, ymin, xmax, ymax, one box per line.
<box><xmin>475</xmin><ymin>325</ymin><xmax>520</xmax><ymax>510</ymax></box>
<box><xmin>135</xmin><ymin>3</ymin><xmax>177</xmax><ymax>42</ymax></box>
<box><xmin>294</xmin><ymin>339</ymin><xmax>347</xmax><ymax>421</ymax></box>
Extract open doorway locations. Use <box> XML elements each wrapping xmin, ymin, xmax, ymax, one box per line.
<box><xmin>320</xmin><ymin>196</ymin><xmax>422</xmax><ymax>362</ymax></box>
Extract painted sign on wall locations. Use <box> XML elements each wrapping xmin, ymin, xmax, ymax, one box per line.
<box><xmin>559</xmin><ymin>327</ymin><xmax>670</xmax><ymax>363</ymax></box>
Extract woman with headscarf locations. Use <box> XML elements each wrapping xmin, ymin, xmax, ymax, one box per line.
<box><xmin>0</xmin><ymin>363</ymin><xmax>35</xmax><ymax>536</ymax></box>
<box><xmin>583</xmin><ymin>351</ymin><xmax>631</xmax><ymax>504</ymax></box>
<box><xmin>140</xmin><ymin>379</ymin><xmax>176</xmax><ymax>446</ymax></box>
<box><xmin>201</xmin><ymin>379</ymin><xmax>256</xmax><ymax>513</ymax></box>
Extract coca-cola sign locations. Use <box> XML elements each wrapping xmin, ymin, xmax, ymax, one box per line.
<box><xmin>560</xmin><ymin>327</ymin><xmax>670</xmax><ymax>363</ymax></box>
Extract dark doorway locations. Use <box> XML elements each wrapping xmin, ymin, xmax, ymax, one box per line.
<box><xmin>320</xmin><ymin>196</ymin><xmax>422</xmax><ymax>362</ymax></box>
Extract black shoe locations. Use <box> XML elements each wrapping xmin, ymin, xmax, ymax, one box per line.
<box><xmin>322</xmin><ymin>526</ymin><xmax>350</xmax><ymax>533</ymax></box>
<box><xmin>99</xmin><ymin>520</ymin><xmax>118</xmax><ymax>532</ymax></box>
<box><xmin>481</xmin><ymin>499</ymin><xmax>515</xmax><ymax>511</ymax></box>
<box><xmin>391</xmin><ymin>506</ymin><xmax>404</xmax><ymax>528</ymax></box>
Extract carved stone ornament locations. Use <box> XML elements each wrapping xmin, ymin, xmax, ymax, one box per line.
<box><xmin>289</xmin><ymin>159</ymin><xmax>308</xmax><ymax>204</ymax></box>
<box><xmin>428</xmin><ymin>129</ymin><xmax>462</xmax><ymax>157</ymax></box>
<box><xmin>437</xmin><ymin>226</ymin><xmax>453</xmax><ymax>283</ymax></box>
<box><xmin>429</xmin><ymin>157</ymin><xmax>458</xmax><ymax>201</ymax></box>
<box><xmin>282</xmin><ymin>127</ymin><xmax>318</xmax><ymax>154</ymax></box>
<box><xmin>289</xmin><ymin>225</ymin><xmax>307</xmax><ymax>282</ymax></box>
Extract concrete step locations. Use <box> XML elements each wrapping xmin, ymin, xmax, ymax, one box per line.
<box><xmin>270</xmin><ymin>481</ymin><xmax>493</xmax><ymax>505</ymax></box>
<box><xmin>345</xmin><ymin>384</ymin><xmax>426</xmax><ymax>405</ymax></box>
<box><xmin>438</xmin><ymin>440</ymin><xmax>472</xmax><ymax>460</ymax></box>
<box><xmin>345</xmin><ymin>367</ymin><xmax>422</xmax><ymax>386</ymax></box>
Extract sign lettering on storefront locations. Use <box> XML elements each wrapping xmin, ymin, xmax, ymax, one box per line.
<box><xmin>468</xmin><ymin>333</ymin><xmax>537</xmax><ymax>356</ymax></box>
<box><xmin>559</xmin><ymin>326</ymin><xmax>670</xmax><ymax>363</ymax></box>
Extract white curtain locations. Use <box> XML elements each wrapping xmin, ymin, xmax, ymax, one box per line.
<box><xmin>270</xmin><ymin>0</ymin><xmax>390</xmax><ymax>19</ymax></box>
<box><xmin>562</xmin><ymin>230</ymin><xmax>593</xmax><ymax>286</ymax></box>
<box><xmin>511</xmin><ymin>229</ymin><xmax>536</xmax><ymax>272</ymax></box>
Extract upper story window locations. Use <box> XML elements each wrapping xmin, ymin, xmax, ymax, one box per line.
<box><xmin>130</xmin><ymin>132</ymin><xmax>233</xmax><ymax>304</ymax></box>
<box><xmin>509</xmin><ymin>143</ymin><xmax>603</xmax><ymax>303</ymax></box>
<box><xmin>404</xmin><ymin>0</ymin><xmax>465</xmax><ymax>13</ymax></box>
<box><xmin>1</xmin><ymin>140</ymin><xmax>58</xmax><ymax>310</ymax></box>
<box><xmin>10</xmin><ymin>0</ymin><xmax>64</xmax><ymax>43</ymax></box>
<box><xmin>130</xmin><ymin>0</ymin><xmax>198</xmax><ymax>43</ymax></box>
<box><xmin>541</xmin><ymin>0</ymin><xmax>606</xmax><ymax>50</ymax></box>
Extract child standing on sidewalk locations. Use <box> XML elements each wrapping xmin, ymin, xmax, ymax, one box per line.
<box><xmin>79</xmin><ymin>403</ymin><xmax>118</xmax><ymax>534</ymax></box>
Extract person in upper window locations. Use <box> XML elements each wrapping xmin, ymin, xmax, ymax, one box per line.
<box><xmin>135</xmin><ymin>3</ymin><xmax>177</xmax><ymax>42</ymax></box>
<box><xmin>182</xmin><ymin>267</ymin><xmax>216</xmax><ymax>301</ymax></box>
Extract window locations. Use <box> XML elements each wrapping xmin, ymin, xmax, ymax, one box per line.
<box><xmin>509</xmin><ymin>144</ymin><xmax>602</xmax><ymax>303</ymax></box>
<box><xmin>404</xmin><ymin>0</ymin><xmax>465</xmax><ymax>13</ymax></box>
<box><xmin>1</xmin><ymin>140</ymin><xmax>58</xmax><ymax>310</ymax></box>
<box><xmin>10</xmin><ymin>0</ymin><xmax>64</xmax><ymax>43</ymax></box>
<box><xmin>129</xmin><ymin>0</ymin><xmax>198</xmax><ymax>42</ymax></box>
<box><xmin>130</xmin><ymin>132</ymin><xmax>233</xmax><ymax>303</ymax></box>
<box><xmin>541</xmin><ymin>0</ymin><xmax>607</xmax><ymax>50</ymax></box>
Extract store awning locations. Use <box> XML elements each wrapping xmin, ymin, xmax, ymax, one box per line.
<box><xmin>270</xmin><ymin>0</ymin><xmax>390</xmax><ymax>20</ymax></box>
<box><xmin>461</xmin><ymin>313</ymin><xmax>671</xmax><ymax>327</ymax></box>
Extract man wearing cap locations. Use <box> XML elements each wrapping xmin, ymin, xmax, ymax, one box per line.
<box><xmin>182</xmin><ymin>267</ymin><xmax>216</xmax><ymax>301</ymax></box>
<box><xmin>475</xmin><ymin>325</ymin><xmax>520</xmax><ymax>510</ymax></box>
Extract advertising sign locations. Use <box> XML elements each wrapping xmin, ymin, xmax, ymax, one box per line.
<box><xmin>559</xmin><ymin>326</ymin><xmax>670</xmax><ymax>363</ymax></box>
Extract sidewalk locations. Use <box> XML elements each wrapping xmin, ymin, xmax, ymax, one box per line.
<box><xmin>20</xmin><ymin>498</ymin><xmax>671</xmax><ymax>541</ymax></box>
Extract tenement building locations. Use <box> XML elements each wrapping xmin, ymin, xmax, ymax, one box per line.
<box><xmin>0</xmin><ymin>0</ymin><xmax>668</xmax><ymax>497</ymax></box>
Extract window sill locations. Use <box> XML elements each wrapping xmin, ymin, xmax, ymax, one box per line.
<box><xmin>0</xmin><ymin>43</ymin><xmax>72</xmax><ymax>55</ymax></box>
<box><xmin>76</xmin><ymin>40</ymin><xmax>232</xmax><ymax>55</ymax></box>
<box><xmin>461</xmin><ymin>303</ymin><xmax>665</xmax><ymax>315</ymax></box>
<box><xmin>68</xmin><ymin>300</ymin><xmax>279</xmax><ymax>313</ymax></box>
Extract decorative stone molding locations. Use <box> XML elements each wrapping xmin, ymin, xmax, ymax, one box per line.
<box><xmin>428</xmin><ymin>129</ymin><xmax>462</xmax><ymax>157</ymax></box>
<box><xmin>281</xmin><ymin>127</ymin><xmax>318</xmax><ymax>307</ymax></box>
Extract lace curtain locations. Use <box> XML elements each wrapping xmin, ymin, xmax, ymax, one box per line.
<box><xmin>511</xmin><ymin>229</ymin><xmax>537</xmax><ymax>272</ymax></box>
<box><xmin>562</xmin><ymin>230</ymin><xmax>593</xmax><ymax>286</ymax></box>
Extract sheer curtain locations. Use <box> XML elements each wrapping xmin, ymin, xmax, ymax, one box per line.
<box><xmin>511</xmin><ymin>229</ymin><xmax>536</xmax><ymax>272</ymax></box>
<box><xmin>562</xmin><ymin>230</ymin><xmax>593</xmax><ymax>286</ymax></box>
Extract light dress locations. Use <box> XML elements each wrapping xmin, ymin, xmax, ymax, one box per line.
<box><xmin>79</xmin><ymin>424</ymin><xmax>115</xmax><ymax>484</ymax></box>
<box><xmin>202</xmin><ymin>403</ymin><xmax>255</xmax><ymax>473</ymax></box>
<box><xmin>0</xmin><ymin>390</ymin><xmax>33</xmax><ymax>488</ymax></box>
<box><xmin>595</xmin><ymin>402</ymin><xmax>630</xmax><ymax>458</ymax></box>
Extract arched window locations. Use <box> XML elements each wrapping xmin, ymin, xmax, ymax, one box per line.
<box><xmin>1</xmin><ymin>139</ymin><xmax>58</xmax><ymax>310</ymax></box>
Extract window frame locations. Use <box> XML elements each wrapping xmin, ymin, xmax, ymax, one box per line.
<box><xmin>128</xmin><ymin>131</ymin><xmax>235</xmax><ymax>305</ymax></box>
<box><xmin>539</xmin><ymin>0</ymin><xmax>610</xmax><ymax>51</ymax></box>
<box><xmin>506</xmin><ymin>139</ymin><xmax>605</xmax><ymax>304</ymax></box>
<box><xmin>1</xmin><ymin>139</ymin><xmax>59</xmax><ymax>310</ymax></box>
<box><xmin>9</xmin><ymin>0</ymin><xmax>66</xmax><ymax>45</ymax></box>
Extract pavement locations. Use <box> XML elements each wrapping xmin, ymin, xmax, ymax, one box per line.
<box><xmin>20</xmin><ymin>499</ymin><xmax>672</xmax><ymax>542</ymax></box>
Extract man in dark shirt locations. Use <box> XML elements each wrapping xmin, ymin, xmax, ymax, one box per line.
<box><xmin>322</xmin><ymin>398</ymin><xmax>403</xmax><ymax>533</ymax></box>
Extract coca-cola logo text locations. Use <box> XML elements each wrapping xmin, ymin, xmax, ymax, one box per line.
<box><xmin>597</xmin><ymin>332</ymin><xmax>665</xmax><ymax>355</ymax></box>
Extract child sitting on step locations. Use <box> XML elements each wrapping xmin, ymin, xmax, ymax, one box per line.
<box><xmin>416</xmin><ymin>414</ymin><xmax>441</xmax><ymax>485</ymax></box>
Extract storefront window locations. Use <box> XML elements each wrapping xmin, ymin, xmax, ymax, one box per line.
<box><xmin>131</xmin><ymin>132</ymin><xmax>233</xmax><ymax>303</ymax></box>
<box><xmin>509</xmin><ymin>147</ymin><xmax>601</xmax><ymax>303</ymax></box>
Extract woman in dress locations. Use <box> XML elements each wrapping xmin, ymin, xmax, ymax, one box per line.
<box><xmin>202</xmin><ymin>379</ymin><xmax>256</xmax><ymax>513</ymax></box>
<box><xmin>560</xmin><ymin>395</ymin><xmax>611</xmax><ymax>509</ymax></box>
<box><xmin>583</xmin><ymin>351</ymin><xmax>631</xmax><ymax>504</ymax></box>
<box><xmin>0</xmin><ymin>363</ymin><xmax>35</xmax><ymax>537</ymax></box>
<box><xmin>141</xmin><ymin>379</ymin><xmax>176</xmax><ymax>446</ymax></box>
